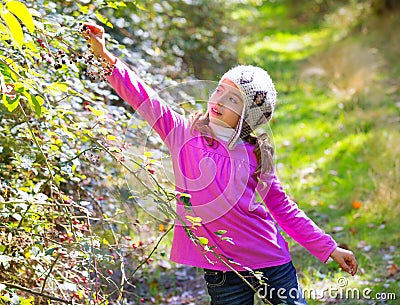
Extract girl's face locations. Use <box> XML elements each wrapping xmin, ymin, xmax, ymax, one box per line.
<box><xmin>208</xmin><ymin>78</ymin><xmax>244</xmax><ymax>128</ymax></box>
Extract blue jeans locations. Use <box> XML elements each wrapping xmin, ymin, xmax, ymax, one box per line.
<box><xmin>203</xmin><ymin>261</ymin><xmax>307</xmax><ymax>305</ymax></box>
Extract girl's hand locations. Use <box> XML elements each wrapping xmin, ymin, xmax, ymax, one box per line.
<box><xmin>82</xmin><ymin>23</ymin><xmax>106</xmax><ymax>58</ymax></box>
<box><xmin>330</xmin><ymin>247</ymin><xmax>358</xmax><ymax>276</ymax></box>
<box><xmin>81</xmin><ymin>22</ymin><xmax>117</xmax><ymax>66</ymax></box>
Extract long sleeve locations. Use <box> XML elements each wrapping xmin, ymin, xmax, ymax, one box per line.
<box><xmin>107</xmin><ymin>59</ymin><xmax>187</xmax><ymax>147</ymax></box>
<box><xmin>257</xmin><ymin>173</ymin><xmax>337</xmax><ymax>263</ymax></box>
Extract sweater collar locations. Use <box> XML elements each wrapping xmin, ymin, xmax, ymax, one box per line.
<box><xmin>209</xmin><ymin>122</ymin><xmax>236</xmax><ymax>143</ymax></box>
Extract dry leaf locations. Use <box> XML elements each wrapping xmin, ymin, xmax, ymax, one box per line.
<box><xmin>352</xmin><ymin>200</ymin><xmax>362</xmax><ymax>209</ymax></box>
<box><xmin>349</xmin><ymin>227</ymin><xmax>358</xmax><ymax>235</ymax></box>
<box><xmin>387</xmin><ymin>264</ymin><xmax>399</xmax><ymax>277</ymax></box>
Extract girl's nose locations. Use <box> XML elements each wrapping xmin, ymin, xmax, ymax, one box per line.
<box><xmin>215</xmin><ymin>93</ymin><xmax>228</xmax><ymax>106</ymax></box>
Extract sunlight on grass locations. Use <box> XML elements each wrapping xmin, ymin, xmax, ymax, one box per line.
<box><xmin>234</xmin><ymin>2</ymin><xmax>400</xmax><ymax>304</ymax></box>
<box><xmin>243</xmin><ymin>29</ymin><xmax>332</xmax><ymax>61</ymax></box>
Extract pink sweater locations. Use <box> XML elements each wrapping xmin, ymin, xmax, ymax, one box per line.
<box><xmin>108</xmin><ymin>60</ymin><xmax>337</xmax><ymax>271</ymax></box>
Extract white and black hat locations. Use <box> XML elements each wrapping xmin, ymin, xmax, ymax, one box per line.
<box><xmin>221</xmin><ymin>65</ymin><xmax>277</xmax><ymax>150</ymax></box>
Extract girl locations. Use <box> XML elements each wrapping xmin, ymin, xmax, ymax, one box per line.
<box><xmin>83</xmin><ymin>23</ymin><xmax>358</xmax><ymax>305</ymax></box>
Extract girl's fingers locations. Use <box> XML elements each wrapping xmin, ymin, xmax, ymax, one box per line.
<box><xmin>342</xmin><ymin>254</ymin><xmax>358</xmax><ymax>275</ymax></box>
<box><xmin>83</xmin><ymin>23</ymin><xmax>104</xmax><ymax>35</ymax></box>
<box><xmin>348</xmin><ymin>256</ymin><xmax>358</xmax><ymax>275</ymax></box>
<box><xmin>339</xmin><ymin>259</ymin><xmax>352</xmax><ymax>274</ymax></box>
<box><xmin>344</xmin><ymin>251</ymin><xmax>358</xmax><ymax>275</ymax></box>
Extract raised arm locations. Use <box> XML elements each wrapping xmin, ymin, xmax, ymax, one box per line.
<box><xmin>82</xmin><ymin>23</ymin><xmax>186</xmax><ymax>146</ymax></box>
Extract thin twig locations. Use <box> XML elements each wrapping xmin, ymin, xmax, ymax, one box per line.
<box><xmin>108</xmin><ymin>225</ymin><xmax>174</xmax><ymax>297</ymax></box>
<box><xmin>1</xmin><ymin>282</ymin><xmax>72</xmax><ymax>304</ymax></box>
<box><xmin>41</xmin><ymin>253</ymin><xmax>61</xmax><ymax>294</ymax></box>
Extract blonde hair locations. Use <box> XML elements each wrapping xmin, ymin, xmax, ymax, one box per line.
<box><xmin>190</xmin><ymin>110</ymin><xmax>274</xmax><ymax>178</ymax></box>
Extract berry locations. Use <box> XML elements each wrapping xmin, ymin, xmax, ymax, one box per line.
<box><xmin>107</xmin><ymin>269</ymin><xmax>113</xmax><ymax>275</ymax></box>
<box><xmin>145</xmin><ymin>258</ymin><xmax>152</xmax><ymax>265</ymax></box>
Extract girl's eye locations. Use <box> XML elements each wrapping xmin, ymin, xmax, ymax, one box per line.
<box><xmin>229</xmin><ymin>97</ymin><xmax>237</xmax><ymax>104</ymax></box>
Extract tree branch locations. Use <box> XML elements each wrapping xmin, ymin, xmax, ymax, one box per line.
<box><xmin>1</xmin><ymin>282</ymin><xmax>72</xmax><ymax>304</ymax></box>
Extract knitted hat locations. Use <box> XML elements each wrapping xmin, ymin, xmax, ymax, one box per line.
<box><xmin>220</xmin><ymin>65</ymin><xmax>277</xmax><ymax>150</ymax></box>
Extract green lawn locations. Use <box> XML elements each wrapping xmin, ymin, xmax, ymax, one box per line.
<box><xmin>234</xmin><ymin>1</ymin><xmax>400</xmax><ymax>304</ymax></box>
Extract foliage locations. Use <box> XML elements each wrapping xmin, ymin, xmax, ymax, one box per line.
<box><xmin>99</xmin><ymin>0</ymin><xmax>237</xmax><ymax>79</ymax></box>
<box><xmin>0</xmin><ymin>0</ymin><xmax>238</xmax><ymax>304</ymax></box>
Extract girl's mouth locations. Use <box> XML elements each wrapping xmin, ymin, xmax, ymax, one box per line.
<box><xmin>211</xmin><ymin>107</ymin><xmax>222</xmax><ymax>115</ymax></box>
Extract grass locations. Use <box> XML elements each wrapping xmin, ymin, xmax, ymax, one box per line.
<box><xmin>234</xmin><ymin>1</ymin><xmax>400</xmax><ymax>304</ymax></box>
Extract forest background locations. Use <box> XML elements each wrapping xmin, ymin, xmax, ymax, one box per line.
<box><xmin>0</xmin><ymin>0</ymin><xmax>399</xmax><ymax>304</ymax></box>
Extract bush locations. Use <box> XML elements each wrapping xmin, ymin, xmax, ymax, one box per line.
<box><xmin>0</xmin><ymin>0</ymin><xmax>238</xmax><ymax>303</ymax></box>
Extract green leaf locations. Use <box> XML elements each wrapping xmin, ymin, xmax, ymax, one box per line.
<box><xmin>198</xmin><ymin>237</ymin><xmax>209</xmax><ymax>245</ymax></box>
<box><xmin>185</xmin><ymin>215</ymin><xmax>202</xmax><ymax>223</ymax></box>
<box><xmin>178</xmin><ymin>193</ymin><xmax>192</xmax><ymax>206</ymax></box>
<box><xmin>109</xmin><ymin>146</ymin><xmax>121</xmax><ymax>152</ymax></box>
<box><xmin>24</xmin><ymin>93</ymin><xmax>43</xmax><ymax>116</ymax></box>
<box><xmin>1</xmin><ymin>11</ymin><xmax>23</xmax><ymax>48</ymax></box>
<box><xmin>45</xmin><ymin>247</ymin><xmax>56</xmax><ymax>256</ymax></box>
<box><xmin>2</xmin><ymin>93</ymin><xmax>20</xmax><ymax>112</ymax></box>
<box><xmin>20</xmin><ymin>296</ymin><xmax>34</xmax><ymax>305</ymax></box>
<box><xmin>106</xmin><ymin>1</ymin><xmax>127</xmax><ymax>9</ymax></box>
<box><xmin>144</xmin><ymin>151</ymin><xmax>154</xmax><ymax>158</ymax></box>
<box><xmin>50</xmin><ymin>144</ymin><xmax>59</xmax><ymax>151</ymax></box>
<box><xmin>87</xmin><ymin>105</ymin><xmax>104</xmax><ymax>117</ymax></box>
<box><xmin>6</xmin><ymin>1</ymin><xmax>35</xmax><ymax>33</ymax></box>
<box><xmin>95</xmin><ymin>11</ymin><xmax>113</xmax><ymax>28</ymax></box>
<box><xmin>48</xmin><ymin>82</ymin><xmax>68</xmax><ymax>93</ymax></box>
<box><xmin>214</xmin><ymin>230</ymin><xmax>227</xmax><ymax>236</ymax></box>
<box><xmin>77</xmin><ymin>3</ymin><xmax>89</xmax><ymax>14</ymax></box>
<box><xmin>0</xmin><ymin>62</ymin><xmax>15</xmax><ymax>80</ymax></box>
<box><xmin>35</xmin><ymin>95</ymin><xmax>44</xmax><ymax>115</ymax></box>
